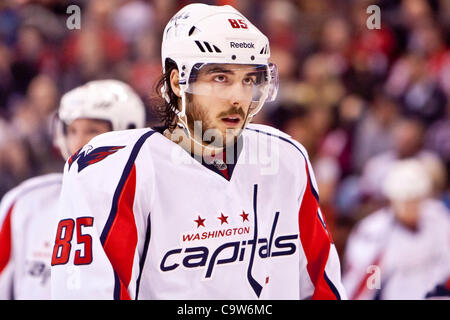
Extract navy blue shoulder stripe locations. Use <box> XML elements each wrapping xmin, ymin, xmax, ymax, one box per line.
<box><xmin>245</xmin><ymin>127</ymin><xmax>319</xmax><ymax>202</ymax></box>
<box><xmin>324</xmin><ymin>271</ymin><xmax>342</xmax><ymax>300</ymax></box>
<box><xmin>135</xmin><ymin>213</ymin><xmax>151</xmax><ymax>300</ymax></box>
<box><xmin>100</xmin><ymin>129</ymin><xmax>156</xmax><ymax>246</ymax></box>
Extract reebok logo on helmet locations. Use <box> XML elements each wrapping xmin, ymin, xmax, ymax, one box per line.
<box><xmin>230</xmin><ymin>41</ymin><xmax>255</xmax><ymax>49</ymax></box>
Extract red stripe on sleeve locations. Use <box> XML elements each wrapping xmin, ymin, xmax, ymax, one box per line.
<box><xmin>0</xmin><ymin>203</ymin><xmax>14</xmax><ymax>274</ymax></box>
<box><xmin>298</xmin><ymin>163</ymin><xmax>337</xmax><ymax>300</ymax></box>
<box><xmin>102</xmin><ymin>165</ymin><xmax>138</xmax><ymax>300</ymax></box>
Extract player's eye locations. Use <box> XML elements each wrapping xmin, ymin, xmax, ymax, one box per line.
<box><xmin>243</xmin><ymin>77</ymin><xmax>256</xmax><ymax>86</ymax></box>
<box><xmin>213</xmin><ymin>74</ymin><xmax>228</xmax><ymax>83</ymax></box>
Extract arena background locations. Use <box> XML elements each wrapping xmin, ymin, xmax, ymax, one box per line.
<box><xmin>0</xmin><ymin>0</ymin><xmax>448</xmax><ymax>278</ymax></box>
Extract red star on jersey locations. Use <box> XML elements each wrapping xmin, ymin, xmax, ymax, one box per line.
<box><xmin>194</xmin><ymin>216</ymin><xmax>206</xmax><ymax>228</ymax></box>
<box><xmin>218</xmin><ymin>213</ymin><xmax>229</xmax><ymax>225</ymax></box>
<box><xmin>240</xmin><ymin>211</ymin><xmax>249</xmax><ymax>222</ymax></box>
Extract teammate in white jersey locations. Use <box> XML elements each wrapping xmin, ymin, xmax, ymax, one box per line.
<box><xmin>343</xmin><ymin>159</ymin><xmax>450</xmax><ymax>299</ymax></box>
<box><xmin>0</xmin><ymin>80</ymin><xmax>146</xmax><ymax>299</ymax></box>
<box><xmin>51</xmin><ymin>3</ymin><xmax>347</xmax><ymax>300</ymax></box>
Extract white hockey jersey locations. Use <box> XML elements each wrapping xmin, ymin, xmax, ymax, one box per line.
<box><xmin>0</xmin><ymin>173</ymin><xmax>62</xmax><ymax>299</ymax></box>
<box><xmin>343</xmin><ymin>200</ymin><xmax>450</xmax><ymax>300</ymax></box>
<box><xmin>50</xmin><ymin>124</ymin><xmax>347</xmax><ymax>300</ymax></box>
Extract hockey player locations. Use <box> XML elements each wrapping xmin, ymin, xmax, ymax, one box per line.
<box><xmin>343</xmin><ymin>159</ymin><xmax>450</xmax><ymax>299</ymax></box>
<box><xmin>0</xmin><ymin>80</ymin><xmax>146</xmax><ymax>299</ymax></box>
<box><xmin>50</xmin><ymin>4</ymin><xmax>347</xmax><ymax>300</ymax></box>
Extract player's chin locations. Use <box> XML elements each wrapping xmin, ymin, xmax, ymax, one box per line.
<box><xmin>202</xmin><ymin>128</ymin><xmax>241</xmax><ymax>149</ymax></box>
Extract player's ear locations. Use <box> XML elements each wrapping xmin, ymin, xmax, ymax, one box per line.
<box><xmin>170</xmin><ymin>69</ymin><xmax>181</xmax><ymax>98</ymax></box>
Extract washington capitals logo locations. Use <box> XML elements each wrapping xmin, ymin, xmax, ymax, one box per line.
<box><xmin>159</xmin><ymin>185</ymin><xmax>299</xmax><ymax>298</ymax></box>
<box><xmin>68</xmin><ymin>145</ymin><xmax>125</xmax><ymax>172</ymax></box>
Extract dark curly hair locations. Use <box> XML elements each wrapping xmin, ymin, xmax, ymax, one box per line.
<box><xmin>152</xmin><ymin>58</ymin><xmax>180</xmax><ymax>131</ymax></box>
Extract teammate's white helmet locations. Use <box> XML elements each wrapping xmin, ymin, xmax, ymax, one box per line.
<box><xmin>382</xmin><ymin>159</ymin><xmax>432</xmax><ymax>201</ymax></box>
<box><xmin>55</xmin><ymin>79</ymin><xmax>146</xmax><ymax>159</ymax></box>
<box><xmin>161</xmin><ymin>3</ymin><xmax>279</xmax><ymax>120</ymax></box>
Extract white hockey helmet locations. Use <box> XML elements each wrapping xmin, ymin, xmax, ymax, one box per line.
<box><xmin>382</xmin><ymin>159</ymin><xmax>432</xmax><ymax>202</ymax></box>
<box><xmin>161</xmin><ymin>3</ymin><xmax>278</xmax><ymax>122</ymax></box>
<box><xmin>54</xmin><ymin>79</ymin><xmax>146</xmax><ymax>159</ymax></box>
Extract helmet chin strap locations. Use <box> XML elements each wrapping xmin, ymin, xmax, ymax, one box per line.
<box><xmin>174</xmin><ymin>90</ymin><xmax>232</xmax><ymax>155</ymax></box>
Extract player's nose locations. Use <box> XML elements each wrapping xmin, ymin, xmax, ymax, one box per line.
<box><xmin>226</xmin><ymin>82</ymin><xmax>249</xmax><ymax>107</ymax></box>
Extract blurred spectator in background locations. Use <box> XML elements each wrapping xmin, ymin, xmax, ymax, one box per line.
<box><xmin>1</xmin><ymin>74</ymin><xmax>61</xmax><ymax>197</ymax></box>
<box><xmin>61</xmin><ymin>0</ymin><xmax>128</xmax><ymax>88</ymax></box>
<box><xmin>345</xmin><ymin>0</ymin><xmax>395</xmax><ymax>101</ymax></box>
<box><xmin>343</xmin><ymin>159</ymin><xmax>450</xmax><ymax>300</ymax></box>
<box><xmin>113</xmin><ymin>0</ymin><xmax>154</xmax><ymax>45</ymax></box>
<box><xmin>352</xmin><ymin>90</ymin><xmax>399</xmax><ymax>173</ymax></box>
<box><xmin>385</xmin><ymin>53</ymin><xmax>447</xmax><ymax>125</ymax></box>
<box><xmin>0</xmin><ymin>41</ymin><xmax>13</xmax><ymax>113</ymax></box>
<box><xmin>359</xmin><ymin>117</ymin><xmax>445</xmax><ymax>212</ymax></box>
<box><xmin>0</xmin><ymin>118</ymin><xmax>30</xmax><ymax>197</ymax></box>
<box><xmin>424</xmin><ymin>102</ymin><xmax>450</xmax><ymax>208</ymax></box>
